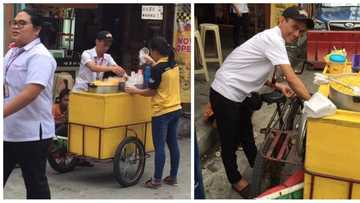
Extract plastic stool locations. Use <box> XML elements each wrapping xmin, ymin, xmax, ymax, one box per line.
<box><xmin>200</xmin><ymin>23</ymin><xmax>223</xmax><ymax>66</ymax></box>
<box><xmin>195</xmin><ymin>30</ymin><xmax>210</xmax><ymax>81</ymax></box>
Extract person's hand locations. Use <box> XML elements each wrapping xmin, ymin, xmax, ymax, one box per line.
<box><xmin>111</xmin><ymin>65</ymin><xmax>125</xmax><ymax>76</ymax></box>
<box><xmin>125</xmin><ymin>86</ymin><xmax>139</xmax><ymax>94</ymax></box>
<box><xmin>275</xmin><ymin>83</ymin><xmax>295</xmax><ymax>98</ymax></box>
<box><xmin>143</xmin><ymin>55</ymin><xmax>156</xmax><ymax>65</ymax></box>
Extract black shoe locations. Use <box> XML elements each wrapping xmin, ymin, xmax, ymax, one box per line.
<box><xmin>232</xmin><ymin>184</ymin><xmax>251</xmax><ymax>199</ymax></box>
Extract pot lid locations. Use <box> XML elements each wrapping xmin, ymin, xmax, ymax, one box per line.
<box><xmin>329</xmin><ymin>54</ymin><xmax>346</xmax><ymax>63</ymax></box>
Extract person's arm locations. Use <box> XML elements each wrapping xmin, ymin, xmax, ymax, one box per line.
<box><xmin>81</xmin><ymin>51</ymin><xmax>124</xmax><ymax>75</ymax></box>
<box><xmin>5</xmin><ymin>54</ymin><xmax>56</xmax><ymax>118</ymax></box>
<box><xmin>4</xmin><ymin>84</ymin><xmax>44</xmax><ymax>117</ymax></box>
<box><xmin>143</xmin><ymin>55</ymin><xmax>156</xmax><ymax>66</ymax></box>
<box><xmin>263</xmin><ymin>34</ymin><xmax>310</xmax><ymax>100</ymax></box>
<box><xmin>265</xmin><ymin>80</ymin><xmax>275</xmax><ymax>89</ymax></box>
<box><xmin>265</xmin><ymin>80</ymin><xmax>295</xmax><ymax>98</ymax></box>
<box><xmin>85</xmin><ymin>61</ymin><xmax>124</xmax><ymax>75</ymax></box>
<box><xmin>125</xmin><ymin>63</ymin><xmax>162</xmax><ymax>97</ymax></box>
<box><xmin>279</xmin><ymin>64</ymin><xmax>311</xmax><ymax>100</ymax></box>
<box><xmin>125</xmin><ymin>87</ymin><xmax>156</xmax><ymax>97</ymax></box>
<box><xmin>232</xmin><ymin>4</ymin><xmax>241</xmax><ymax>16</ymax></box>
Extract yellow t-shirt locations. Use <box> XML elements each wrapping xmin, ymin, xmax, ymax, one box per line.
<box><xmin>149</xmin><ymin>57</ymin><xmax>182</xmax><ymax>117</ymax></box>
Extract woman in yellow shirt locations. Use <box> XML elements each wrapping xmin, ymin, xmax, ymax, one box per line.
<box><xmin>125</xmin><ymin>36</ymin><xmax>182</xmax><ymax>188</ymax></box>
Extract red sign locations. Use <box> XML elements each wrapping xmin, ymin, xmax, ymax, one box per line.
<box><xmin>176</xmin><ymin>36</ymin><xmax>191</xmax><ymax>53</ymax></box>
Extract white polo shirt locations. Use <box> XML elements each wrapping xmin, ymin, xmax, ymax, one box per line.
<box><xmin>73</xmin><ymin>47</ymin><xmax>117</xmax><ymax>91</ymax></box>
<box><xmin>211</xmin><ymin>26</ymin><xmax>290</xmax><ymax>102</ymax></box>
<box><xmin>4</xmin><ymin>38</ymin><xmax>57</xmax><ymax>142</ymax></box>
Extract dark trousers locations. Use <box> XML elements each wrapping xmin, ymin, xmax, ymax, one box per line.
<box><xmin>210</xmin><ymin>88</ymin><xmax>257</xmax><ymax>184</ymax></box>
<box><xmin>232</xmin><ymin>13</ymin><xmax>250</xmax><ymax>48</ymax></box>
<box><xmin>55</xmin><ymin>123</ymin><xmax>68</xmax><ymax>137</ymax></box>
<box><xmin>194</xmin><ymin>132</ymin><xmax>205</xmax><ymax>199</ymax></box>
<box><xmin>4</xmin><ymin>139</ymin><xmax>52</xmax><ymax>199</ymax></box>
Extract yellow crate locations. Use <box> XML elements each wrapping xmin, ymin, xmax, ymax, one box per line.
<box><xmin>69</xmin><ymin>123</ymin><xmax>154</xmax><ymax>159</ymax></box>
<box><xmin>69</xmin><ymin>92</ymin><xmax>152</xmax><ymax>128</ymax></box>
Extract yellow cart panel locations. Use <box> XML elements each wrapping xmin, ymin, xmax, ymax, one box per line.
<box><xmin>69</xmin><ymin>91</ymin><xmax>152</xmax><ymax>128</ymax></box>
<box><xmin>304</xmin><ymin>64</ymin><xmax>360</xmax><ymax>199</ymax></box>
<box><xmin>69</xmin><ymin>123</ymin><xmax>153</xmax><ymax>159</ymax></box>
<box><xmin>68</xmin><ymin>91</ymin><xmax>154</xmax><ymax>159</ymax></box>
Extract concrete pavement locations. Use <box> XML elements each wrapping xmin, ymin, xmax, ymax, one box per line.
<box><xmin>4</xmin><ymin>137</ymin><xmax>191</xmax><ymax>199</ymax></box>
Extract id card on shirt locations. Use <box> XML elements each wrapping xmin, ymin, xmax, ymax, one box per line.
<box><xmin>4</xmin><ymin>82</ymin><xmax>10</xmax><ymax>98</ymax></box>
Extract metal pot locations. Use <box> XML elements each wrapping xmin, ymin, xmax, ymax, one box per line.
<box><xmin>329</xmin><ymin>85</ymin><xmax>360</xmax><ymax>112</ymax></box>
<box><xmin>87</xmin><ymin>82</ymin><xmax>125</xmax><ymax>94</ymax></box>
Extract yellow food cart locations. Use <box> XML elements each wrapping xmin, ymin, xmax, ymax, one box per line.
<box><xmin>51</xmin><ymin>91</ymin><xmax>154</xmax><ymax>187</ymax></box>
<box><xmin>304</xmin><ymin>63</ymin><xmax>360</xmax><ymax>199</ymax></box>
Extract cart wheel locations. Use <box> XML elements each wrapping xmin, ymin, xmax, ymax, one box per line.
<box><xmin>113</xmin><ymin>136</ymin><xmax>146</xmax><ymax>187</ymax></box>
<box><xmin>250</xmin><ymin>150</ymin><xmax>269</xmax><ymax>198</ymax></box>
<box><xmin>48</xmin><ymin>138</ymin><xmax>79</xmax><ymax>173</ymax></box>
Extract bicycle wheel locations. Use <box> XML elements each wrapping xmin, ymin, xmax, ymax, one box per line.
<box><xmin>284</xmin><ymin>98</ymin><xmax>307</xmax><ymax>157</ymax></box>
<box><xmin>285</xmin><ymin>98</ymin><xmax>303</xmax><ymax>131</ymax></box>
<box><xmin>48</xmin><ymin>138</ymin><xmax>79</xmax><ymax>173</ymax></box>
<box><xmin>250</xmin><ymin>150</ymin><xmax>268</xmax><ymax>198</ymax></box>
<box><xmin>251</xmin><ymin>139</ymin><xmax>283</xmax><ymax>198</ymax></box>
<box><xmin>113</xmin><ymin>136</ymin><xmax>146</xmax><ymax>187</ymax></box>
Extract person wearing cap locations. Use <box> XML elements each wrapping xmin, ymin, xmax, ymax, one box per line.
<box><xmin>4</xmin><ymin>8</ymin><xmax>56</xmax><ymax>199</ymax></box>
<box><xmin>209</xmin><ymin>6</ymin><xmax>313</xmax><ymax>198</ymax></box>
<box><xmin>73</xmin><ymin>30</ymin><xmax>125</xmax><ymax>91</ymax></box>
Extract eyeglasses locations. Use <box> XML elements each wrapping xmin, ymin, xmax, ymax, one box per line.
<box><xmin>9</xmin><ymin>20</ymin><xmax>32</xmax><ymax>29</ymax></box>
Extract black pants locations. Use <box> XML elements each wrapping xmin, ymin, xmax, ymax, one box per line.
<box><xmin>210</xmin><ymin>88</ymin><xmax>257</xmax><ymax>184</ymax></box>
<box><xmin>55</xmin><ymin>123</ymin><xmax>68</xmax><ymax>137</ymax></box>
<box><xmin>232</xmin><ymin>13</ymin><xmax>250</xmax><ymax>48</ymax></box>
<box><xmin>4</xmin><ymin>139</ymin><xmax>52</xmax><ymax>199</ymax></box>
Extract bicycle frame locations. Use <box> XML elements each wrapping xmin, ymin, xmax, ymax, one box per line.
<box><xmin>260</xmin><ymin>96</ymin><xmax>304</xmax><ymax>165</ymax></box>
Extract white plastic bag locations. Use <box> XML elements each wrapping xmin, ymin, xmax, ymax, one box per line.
<box><xmin>139</xmin><ymin>47</ymin><xmax>150</xmax><ymax>66</ymax></box>
<box><xmin>304</xmin><ymin>92</ymin><xmax>337</xmax><ymax>118</ymax></box>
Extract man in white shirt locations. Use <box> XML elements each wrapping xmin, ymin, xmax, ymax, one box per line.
<box><xmin>231</xmin><ymin>4</ymin><xmax>250</xmax><ymax>48</ymax></box>
<box><xmin>73</xmin><ymin>30</ymin><xmax>124</xmax><ymax>91</ymax></box>
<box><xmin>210</xmin><ymin>6</ymin><xmax>313</xmax><ymax>198</ymax></box>
<box><xmin>4</xmin><ymin>9</ymin><xmax>57</xmax><ymax>199</ymax></box>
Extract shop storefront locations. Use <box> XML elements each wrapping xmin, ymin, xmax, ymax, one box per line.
<box><xmin>4</xmin><ymin>3</ymin><xmax>191</xmax><ymax>104</ymax></box>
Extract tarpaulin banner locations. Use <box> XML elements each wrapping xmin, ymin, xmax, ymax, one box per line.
<box><xmin>173</xmin><ymin>4</ymin><xmax>191</xmax><ymax>103</ymax></box>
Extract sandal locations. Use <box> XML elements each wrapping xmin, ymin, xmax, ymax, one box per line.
<box><xmin>232</xmin><ymin>184</ymin><xmax>251</xmax><ymax>199</ymax></box>
<box><xmin>144</xmin><ymin>179</ymin><xmax>161</xmax><ymax>189</ymax></box>
<box><xmin>163</xmin><ymin>176</ymin><xmax>178</xmax><ymax>186</ymax></box>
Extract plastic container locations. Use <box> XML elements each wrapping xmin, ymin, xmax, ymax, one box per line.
<box><xmin>352</xmin><ymin>54</ymin><xmax>360</xmax><ymax>73</ymax></box>
<box><xmin>328</xmin><ymin>54</ymin><xmax>346</xmax><ymax>74</ymax></box>
<box><xmin>143</xmin><ymin>65</ymin><xmax>152</xmax><ymax>88</ymax></box>
<box><xmin>324</xmin><ymin>51</ymin><xmax>347</xmax><ymax>74</ymax></box>
<box><xmin>135</xmin><ymin>70</ymin><xmax>144</xmax><ymax>89</ymax></box>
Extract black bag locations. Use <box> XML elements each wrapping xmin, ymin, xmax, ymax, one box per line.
<box><xmin>244</xmin><ymin>92</ymin><xmax>263</xmax><ymax>111</ymax></box>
